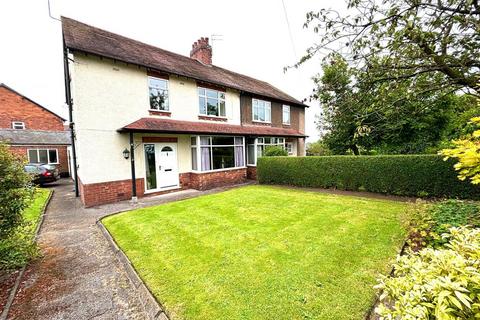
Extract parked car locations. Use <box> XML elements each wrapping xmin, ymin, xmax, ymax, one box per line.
<box><xmin>24</xmin><ymin>163</ymin><xmax>60</xmax><ymax>185</ymax></box>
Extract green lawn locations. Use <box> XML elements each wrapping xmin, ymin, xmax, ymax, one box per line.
<box><xmin>103</xmin><ymin>185</ymin><xmax>407</xmax><ymax>320</ymax></box>
<box><xmin>24</xmin><ymin>188</ymin><xmax>51</xmax><ymax>234</ymax></box>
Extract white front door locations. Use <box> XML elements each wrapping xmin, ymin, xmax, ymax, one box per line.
<box><xmin>144</xmin><ymin>143</ymin><xmax>179</xmax><ymax>192</ymax></box>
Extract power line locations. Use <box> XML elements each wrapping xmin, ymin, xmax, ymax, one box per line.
<box><xmin>281</xmin><ymin>0</ymin><xmax>297</xmax><ymax>59</ymax></box>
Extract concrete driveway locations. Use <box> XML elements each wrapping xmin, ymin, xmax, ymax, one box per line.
<box><xmin>7</xmin><ymin>179</ymin><xmax>149</xmax><ymax>320</ymax></box>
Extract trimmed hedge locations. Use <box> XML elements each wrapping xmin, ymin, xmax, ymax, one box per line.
<box><xmin>257</xmin><ymin>155</ymin><xmax>480</xmax><ymax>199</ymax></box>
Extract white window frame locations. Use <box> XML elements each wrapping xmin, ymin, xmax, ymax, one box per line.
<box><xmin>198</xmin><ymin>87</ymin><xmax>226</xmax><ymax>118</ymax></box>
<box><xmin>282</xmin><ymin>105</ymin><xmax>290</xmax><ymax>125</ymax></box>
<box><xmin>286</xmin><ymin>142</ymin><xmax>294</xmax><ymax>155</ymax></box>
<box><xmin>12</xmin><ymin>121</ymin><xmax>25</xmax><ymax>130</ymax></box>
<box><xmin>148</xmin><ymin>76</ymin><xmax>170</xmax><ymax>111</ymax></box>
<box><xmin>248</xmin><ymin>137</ymin><xmax>285</xmax><ymax>166</ymax></box>
<box><xmin>27</xmin><ymin>148</ymin><xmax>59</xmax><ymax>164</ymax></box>
<box><xmin>252</xmin><ymin>98</ymin><xmax>271</xmax><ymax>123</ymax></box>
<box><xmin>191</xmin><ymin>135</ymin><xmax>245</xmax><ymax>172</ymax></box>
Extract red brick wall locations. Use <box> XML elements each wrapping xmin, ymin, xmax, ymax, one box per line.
<box><xmin>8</xmin><ymin>145</ymin><xmax>70</xmax><ymax>175</ymax></box>
<box><xmin>189</xmin><ymin>168</ymin><xmax>247</xmax><ymax>190</ymax></box>
<box><xmin>0</xmin><ymin>86</ymin><xmax>64</xmax><ymax>131</ymax></box>
<box><xmin>78</xmin><ymin>169</ymin><xmax>247</xmax><ymax>207</ymax></box>
<box><xmin>247</xmin><ymin>166</ymin><xmax>257</xmax><ymax>180</ymax></box>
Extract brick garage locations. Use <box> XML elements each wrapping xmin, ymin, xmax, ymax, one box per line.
<box><xmin>9</xmin><ymin>145</ymin><xmax>70</xmax><ymax>176</ymax></box>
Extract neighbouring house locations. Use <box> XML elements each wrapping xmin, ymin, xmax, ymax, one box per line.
<box><xmin>0</xmin><ymin>84</ymin><xmax>71</xmax><ymax>176</ymax></box>
<box><xmin>62</xmin><ymin>17</ymin><xmax>307</xmax><ymax>207</ymax></box>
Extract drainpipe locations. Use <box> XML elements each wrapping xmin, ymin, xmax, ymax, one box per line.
<box><xmin>63</xmin><ymin>37</ymin><xmax>79</xmax><ymax>197</ymax></box>
<box><xmin>130</xmin><ymin>132</ymin><xmax>137</xmax><ymax>203</ymax></box>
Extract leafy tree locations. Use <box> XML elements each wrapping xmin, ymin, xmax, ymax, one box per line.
<box><xmin>306</xmin><ymin>140</ymin><xmax>332</xmax><ymax>156</ymax></box>
<box><xmin>440</xmin><ymin>115</ymin><xmax>480</xmax><ymax>184</ymax></box>
<box><xmin>297</xmin><ymin>0</ymin><xmax>480</xmax><ymax>101</ymax></box>
<box><xmin>313</xmin><ymin>54</ymin><xmax>467</xmax><ymax>154</ymax></box>
<box><xmin>0</xmin><ymin>143</ymin><xmax>32</xmax><ymax>238</ymax></box>
<box><xmin>263</xmin><ymin>146</ymin><xmax>288</xmax><ymax>157</ymax></box>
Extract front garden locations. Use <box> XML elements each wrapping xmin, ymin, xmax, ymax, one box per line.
<box><xmin>104</xmin><ymin>185</ymin><xmax>407</xmax><ymax>319</ymax></box>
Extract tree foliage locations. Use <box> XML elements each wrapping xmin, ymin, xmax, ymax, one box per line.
<box><xmin>440</xmin><ymin>116</ymin><xmax>480</xmax><ymax>184</ymax></box>
<box><xmin>298</xmin><ymin>0</ymin><xmax>480</xmax><ymax>99</ymax></box>
<box><xmin>0</xmin><ymin>143</ymin><xmax>33</xmax><ymax>239</ymax></box>
<box><xmin>314</xmin><ymin>54</ymin><xmax>474</xmax><ymax>154</ymax></box>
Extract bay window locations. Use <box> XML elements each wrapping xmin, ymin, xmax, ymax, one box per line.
<box><xmin>247</xmin><ymin>137</ymin><xmax>286</xmax><ymax>165</ymax></box>
<box><xmin>191</xmin><ymin>136</ymin><xmax>244</xmax><ymax>171</ymax></box>
<box><xmin>148</xmin><ymin>77</ymin><xmax>169</xmax><ymax>111</ymax></box>
<box><xmin>198</xmin><ymin>88</ymin><xmax>226</xmax><ymax>117</ymax></box>
<box><xmin>252</xmin><ymin>99</ymin><xmax>271</xmax><ymax>122</ymax></box>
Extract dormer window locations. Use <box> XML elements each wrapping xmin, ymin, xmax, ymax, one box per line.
<box><xmin>148</xmin><ymin>77</ymin><xmax>169</xmax><ymax>111</ymax></box>
<box><xmin>198</xmin><ymin>87</ymin><xmax>226</xmax><ymax>117</ymax></box>
<box><xmin>12</xmin><ymin>121</ymin><xmax>25</xmax><ymax>130</ymax></box>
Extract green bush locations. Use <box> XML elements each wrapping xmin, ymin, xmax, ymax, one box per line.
<box><xmin>0</xmin><ymin>143</ymin><xmax>33</xmax><ymax>238</ymax></box>
<box><xmin>375</xmin><ymin>226</ymin><xmax>480</xmax><ymax>319</ymax></box>
<box><xmin>403</xmin><ymin>200</ymin><xmax>480</xmax><ymax>250</ymax></box>
<box><xmin>263</xmin><ymin>146</ymin><xmax>288</xmax><ymax>157</ymax></box>
<box><xmin>257</xmin><ymin>155</ymin><xmax>480</xmax><ymax>199</ymax></box>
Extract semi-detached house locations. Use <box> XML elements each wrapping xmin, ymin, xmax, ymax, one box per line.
<box><xmin>62</xmin><ymin>17</ymin><xmax>308</xmax><ymax>207</ymax></box>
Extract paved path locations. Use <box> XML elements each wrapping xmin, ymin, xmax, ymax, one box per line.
<box><xmin>7</xmin><ymin>179</ymin><xmax>247</xmax><ymax>320</ymax></box>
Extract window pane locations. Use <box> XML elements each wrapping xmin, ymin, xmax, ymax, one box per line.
<box><xmin>212</xmin><ymin>147</ymin><xmax>234</xmax><ymax>170</ymax></box>
<box><xmin>234</xmin><ymin>137</ymin><xmax>243</xmax><ymax>145</ymax></box>
<box><xmin>199</xmin><ymin>96</ymin><xmax>206</xmax><ymax>114</ymax></box>
<box><xmin>149</xmin><ymin>78</ymin><xmax>169</xmax><ymax>111</ymax></box>
<box><xmin>191</xmin><ymin>147</ymin><xmax>197</xmax><ymax>170</ymax></box>
<box><xmin>219</xmin><ymin>100</ymin><xmax>226</xmax><ymax>117</ymax></box>
<box><xmin>219</xmin><ymin>92</ymin><xmax>225</xmax><ymax>100</ymax></box>
<box><xmin>191</xmin><ymin>137</ymin><xmax>197</xmax><ymax>145</ymax></box>
<box><xmin>144</xmin><ymin>144</ymin><xmax>157</xmax><ymax>190</ymax></box>
<box><xmin>28</xmin><ymin>150</ymin><xmax>38</xmax><ymax>163</ymax></box>
<box><xmin>279</xmin><ymin>138</ymin><xmax>284</xmax><ymax>143</ymax></box>
<box><xmin>212</xmin><ymin>136</ymin><xmax>234</xmax><ymax>145</ymax></box>
<box><xmin>247</xmin><ymin>145</ymin><xmax>255</xmax><ymax>165</ymax></box>
<box><xmin>257</xmin><ymin>145</ymin><xmax>263</xmax><ymax>157</ymax></box>
<box><xmin>258</xmin><ymin>138</ymin><xmax>264</xmax><ymax>144</ymax></box>
<box><xmin>265</xmin><ymin>103</ymin><xmax>271</xmax><ymax>122</ymax></box>
<box><xmin>198</xmin><ymin>88</ymin><xmax>205</xmax><ymax>96</ymax></box>
<box><xmin>264</xmin><ymin>137</ymin><xmax>271</xmax><ymax>144</ymax></box>
<box><xmin>39</xmin><ymin>150</ymin><xmax>48</xmax><ymax>163</ymax></box>
<box><xmin>200</xmin><ymin>136</ymin><xmax>211</xmax><ymax>145</ymax></box>
<box><xmin>206</xmin><ymin>89</ymin><xmax>217</xmax><ymax>98</ymax></box>
<box><xmin>235</xmin><ymin>146</ymin><xmax>244</xmax><ymax>167</ymax></box>
<box><xmin>48</xmin><ymin>149</ymin><xmax>58</xmax><ymax>163</ymax></box>
<box><xmin>201</xmin><ymin>147</ymin><xmax>211</xmax><ymax>170</ymax></box>
<box><xmin>207</xmin><ymin>98</ymin><xmax>218</xmax><ymax>116</ymax></box>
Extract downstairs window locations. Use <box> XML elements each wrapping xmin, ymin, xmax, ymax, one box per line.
<box><xmin>191</xmin><ymin>136</ymin><xmax>244</xmax><ymax>171</ymax></box>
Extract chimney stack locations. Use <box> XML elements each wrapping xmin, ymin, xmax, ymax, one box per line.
<box><xmin>190</xmin><ymin>37</ymin><xmax>212</xmax><ymax>65</ymax></box>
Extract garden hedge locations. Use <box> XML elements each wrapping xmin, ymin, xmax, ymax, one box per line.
<box><xmin>257</xmin><ymin>155</ymin><xmax>480</xmax><ymax>199</ymax></box>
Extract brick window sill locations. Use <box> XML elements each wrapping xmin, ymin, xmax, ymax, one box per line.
<box><xmin>252</xmin><ymin>121</ymin><xmax>272</xmax><ymax>126</ymax></box>
<box><xmin>198</xmin><ymin>115</ymin><xmax>227</xmax><ymax>122</ymax></box>
<box><xmin>149</xmin><ymin>110</ymin><xmax>171</xmax><ymax>117</ymax></box>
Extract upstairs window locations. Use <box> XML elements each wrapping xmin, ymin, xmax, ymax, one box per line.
<box><xmin>282</xmin><ymin>105</ymin><xmax>290</xmax><ymax>125</ymax></box>
<box><xmin>148</xmin><ymin>77</ymin><xmax>169</xmax><ymax>111</ymax></box>
<box><xmin>252</xmin><ymin>99</ymin><xmax>271</xmax><ymax>122</ymax></box>
<box><xmin>198</xmin><ymin>88</ymin><xmax>226</xmax><ymax>117</ymax></box>
<box><xmin>12</xmin><ymin>121</ymin><xmax>25</xmax><ymax>130</ymax></box>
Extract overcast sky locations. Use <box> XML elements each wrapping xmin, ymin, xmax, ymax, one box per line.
<box><xmin>0</xmin><ymin>0</ymin><xmax>345</xmax><ymax>142</ymax></box>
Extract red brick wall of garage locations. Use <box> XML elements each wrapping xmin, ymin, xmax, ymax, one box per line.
<box><xmin>0</xmin><ymin>87</ymin><xmax>64</xmax><ymax>131</ymax></box>
<box><xmin>78</xmin><ymin>169</ymin><xmax>247</xmax><ymax>207</ymax></box>
<box><xmin>9</xmin><ymin>145</ymin><xmax>70</xmax><ymax>176</ymax></box>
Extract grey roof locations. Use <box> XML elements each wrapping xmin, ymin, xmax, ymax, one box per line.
<box><xmin>0</xmin><ymin>130</ymin><xmax>71</xmax><ymax>145</ymax></box>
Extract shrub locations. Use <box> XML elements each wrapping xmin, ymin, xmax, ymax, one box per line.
<box><xmin>263</xmin><ymin>146</ymin><xmax>288</xmax><ymax>157</ymax></box>
<box><xmin>0</xmin><ymin>143</ymin><xmax>33</xmax><ymax>238</ymax></box>
<box><xmin>257</xmin><ymin>155</ymin><xmax>480</xmax><ymax>199</ymax></box>
<box><xmin>375</xmin><ymin>226</ymin><xmax>480</xmax><ymax>319</ymax></box>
